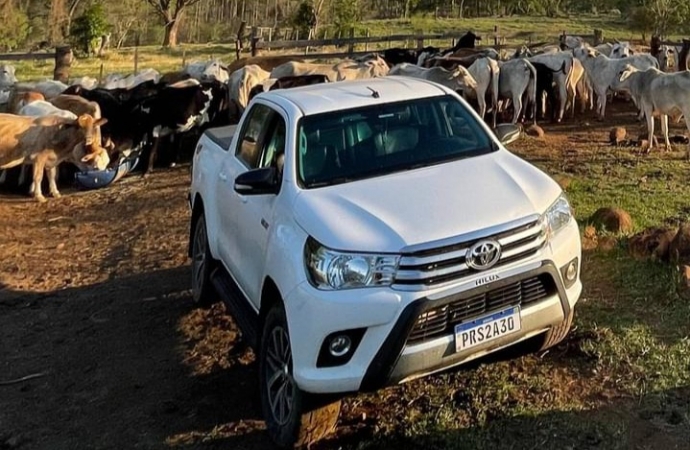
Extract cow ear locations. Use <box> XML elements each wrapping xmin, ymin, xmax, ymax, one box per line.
<box><xmin>94</xmin><ymin>118</ymin><xmax>108</xmax><ymax>127</ymax></box>
<box><xmin>77</xmin><ymin>114</ymin><xmax>91</xmax><ymax>128</ymax></box>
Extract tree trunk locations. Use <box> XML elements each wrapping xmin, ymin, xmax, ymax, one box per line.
<box><xmin>163</xmin><ymin>18</ymin><xmax>181</xmax><ymax>47</ymax></box>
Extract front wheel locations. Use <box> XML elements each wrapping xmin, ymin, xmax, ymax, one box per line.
<box><xmin>259</xmin><ymin>304</ymin><xmax>340</xmax><ymax>448</ymax></box>
<box><xmin>191</xmin><ymin>215</ymin><xmax>214</xmax><ymax>306</ymax></box>
<box><xmin>538</xmin><ymin>310</ymin><xmax>574</xmax><ymax>351</ymax></box>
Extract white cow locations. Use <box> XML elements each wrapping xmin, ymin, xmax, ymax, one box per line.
<box><xmin>14</xmin><ymin>80</ymin><xmax>68</xmax><ymax>100</ymax></box>
<box><xmin>184</xmin><ymin>59</ymin><xmax>230</xmax><ymax>83</ymax></box>
<box><xmin>0</xmin><ymin>64</ymin><xmax>17</xmax><ymax>88</ymax></box>
<box><xmin>103</xmin><ymin>68</ymin><xmax>160</xmax><ymax>90</ymax></box>
<box><xmin>71</xmin><ymin>76</ymin><xmax>99</xmax><ymax>90</ymax></box>
<box><xmin>19</xmin><ymin>100</ymin><xmax>78</xmax><ymax>120</ymax></box>
<box><xmin>388</xmin><ymin>63</ymin><xmax>478</xmax><ymax>93</ymax></box>
<box><xmin>594</xmin><ymin>43</ymin><xmax>614</xmax><ymax>57</ymax></box>
<box><xmin>271</xmin><ymin>57</ymin><xmax>389</xmax><ymax>82</ymax></box>
<box><xmin>496</xmin><ymin>59</ymin><xmax>537</xmax><ymax>124</ymax></box>
<box><xmin>614</xmin><ymin>65</ymin><xmax>690</xmax><ymax>156</ymax></box>
<box><xmin>528</xmin><ymin>52</ymin><xmax>574</xmax><ymax>122</ymax></box>
<box><xmin>573</xmin><ymin>45</ymin><xmax>659</xmax><ymax>119</ymax></box>
<box><xmin>465</xmin><ymin>57</ymin><xmax>500</xmax><ymax>128</ymax></box>
<box><xmin>656</xmin><ymin>45</ymin><xmax>677</xmax><ymax>72</ymax></box>
<box><xmin>611</xmin><ymin>42</ymin><xmax>632</xmax><ymax>58</ymax></box>
<box><xmin>228</xmin><ymin>64</ymin><xmax>271</xmax><ymax>110</ymax></box>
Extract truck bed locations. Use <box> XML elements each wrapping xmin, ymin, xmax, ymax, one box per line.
<box><xmin>204</xmin><ymin>125</ymin><xmax>238</xmax><ymax>150</ymax></box>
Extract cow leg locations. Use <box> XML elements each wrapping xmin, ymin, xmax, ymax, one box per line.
<box><xmin>684</xmin><ymin>114</ymin><xmax>690</xmax><ymax>160</ymax></box>
<box><xmin>646</xmin><ymin>113</ymin><xmax>655</xmax><ymax>154</ymax></box>
<box><xmin>31</xmin><ymin>160</ymin><xmax>46</xmax><ymax>202</ymax></box>
<box><xmin>660</xmin><ymin>115</ymin><xmax>671</xmax><ymax>150</ymax></box>
<box><xmin>557</xmin><ymin>83</ymin><xmax>567</xmax><ymax>122</ymax></box>
<box><xmin>47</xmin><ymin>165</ymin><xmax>61</xmax><ymax>198</ymax></box>
<box><xmin>511</xmin><ymin>94</ymin><xmax>522</xmax><ymax>124</ymax></box>
<box><xmin>145</xmin><ymin>137</ymin><xmax>161</xmax><ymax>177</ymax></box>
<box><xmin>596</xmin><ymin>89</ymin><xmax>607</xmax><ymax>120</ymax></box>
<box><xmin>476</xmin><ymin>92</ymin><xmax>487</xmax><ymax>125</ymax></box>
<box><xmin>18</xmin><ymin>165</ymin><xmax>28</xmax><ymax>186</ymax></box>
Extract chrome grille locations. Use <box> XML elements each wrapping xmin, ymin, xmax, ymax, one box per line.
<box><xmin>407</xmin><ymin>274</ymin><xmax>555</xmax><ymax>344</ymax></box>
<box><xmin>394</xmin><ymin>216</ymin><xmax>547</xmax><ymax>290</ymax></box>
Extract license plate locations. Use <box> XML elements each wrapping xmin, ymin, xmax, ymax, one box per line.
<box><xmin>454</xmin><ymin>306</ymin><xmax>521</xmax><ymax>352</ymax></box>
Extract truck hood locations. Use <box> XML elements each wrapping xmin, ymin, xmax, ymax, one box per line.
<box><xmin>293</xmin><ymin>150</ymin><xmax>562</xmax><ymax>253</ymax></box>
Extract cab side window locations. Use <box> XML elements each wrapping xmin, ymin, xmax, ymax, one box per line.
<box><xmin>259</xmin><ymin>115</ymin><xmax>286</xmax><ymax>170</ymax></box>
<box><xmin>235</xmin><ymin>104</ymin><xmax>273</xmax><ymax>168</ymax></box>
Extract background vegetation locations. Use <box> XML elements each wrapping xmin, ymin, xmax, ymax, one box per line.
<box><xmin>1</xmin><ymin>0</ymin><xmax>690</xmax><ymax>52</ymax></box>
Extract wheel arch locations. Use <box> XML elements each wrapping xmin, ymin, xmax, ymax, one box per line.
<box><xmin>259</xmin><ymin>276</ymin><xmax>284</xmax><ymax>345</ymax></box>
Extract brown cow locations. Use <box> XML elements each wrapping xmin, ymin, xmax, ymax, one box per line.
<box><xmin>50</xmin><ymin>94</ymin><xmax>114</xmax><ymax>154</ymax></box>
<box><xmin>6</xmin><ymin>90</ymin><xmax>45</xmax><ymax>114</ymax></box>
<box><xmin>0</xmin><ymin>114</ymin><xmax>109</xmax><ymax>202</ymax></box>
<box><xmin>226</xmin><ymin>56</ymin><xmax>306</xmax><ymax>74</ymax></box>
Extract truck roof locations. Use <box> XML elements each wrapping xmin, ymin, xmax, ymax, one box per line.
<box><xmin>263</xmin><ymin>77</ymin><xmax>453</xmax><ymax>116</ymax></box>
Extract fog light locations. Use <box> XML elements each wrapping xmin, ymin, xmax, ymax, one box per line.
<box><xmin>565</xmin><ymin>261</ymin><xmax>577</xmax><ymax>281</ymax></box>
<box><xmin>328</xmin><ymin>335</ymin><xmax>352</xmax><ymax>357</ymax></box>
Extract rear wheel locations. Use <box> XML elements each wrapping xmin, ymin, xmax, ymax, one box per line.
<box><xmin>191</xmin><ymin>215</ymin><xmax>214</xmax><ymax>306</ymax></box>
<box><xmin>538</xmin><ymin>310</ymin><xmax>574</xmax><ymax>351</ymax></box>
<box><xmin>259</xmin><ymin>304</ymin><xmax>340</xmax><ymax>448</ymax></box>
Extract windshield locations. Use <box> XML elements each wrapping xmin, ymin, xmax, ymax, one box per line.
<box><xmin>297</xmin><ymin>95</ymin><xmax>495</xmax><ymax>188</ymax></box>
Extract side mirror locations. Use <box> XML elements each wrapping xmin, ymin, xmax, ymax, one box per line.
<box><xmin>234</xmin><ymin>167</ymin><xmax>280</xmax><ymax>195</ymax></box>
<box><xmin>494</xmin><ymin>123</ymin><xmax>521</xmax><ymax>146</ymax></box>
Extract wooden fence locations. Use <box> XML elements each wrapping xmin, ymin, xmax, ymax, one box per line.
<box><xmin>246</xmin><ymin>25</ymin><xmax>611</xmax><ymax>59</ymax></box>
<box><xmin>0</xmin><ymin>46</ymin><xmax>73</xmax><ymax>82</ymax></box>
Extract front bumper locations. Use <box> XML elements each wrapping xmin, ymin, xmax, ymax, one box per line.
<box><xmin>286</xmin><ymin>220</ymin><xmax>581</xmax><ymax>394</ymax></box>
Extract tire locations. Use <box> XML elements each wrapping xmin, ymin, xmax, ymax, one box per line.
<box><xmin>259</xmin><ymin>304</ymin><xmax>340</xmax><ymax>448</ymax></box>
<box><xmin>538</xmin><ymin>310</ymin><xmax>574</xmax><ymax>351</ymax></box>
<box><xmin>191</xmin><ymin>215</ymin><xmax>214</xmax><ymax>306</ymax></box>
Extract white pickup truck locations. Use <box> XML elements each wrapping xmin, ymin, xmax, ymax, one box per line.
<box><xmin>188</xmin><ymin>77</ymin><xmax>582</xmax><ymax>448</ymax></box>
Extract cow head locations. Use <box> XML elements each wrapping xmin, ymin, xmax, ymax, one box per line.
<box><xmin>573</xmin><ymin>44</ymin><xmax>598</xmax><ymax>60</ymax></box>
<box><xmin>450</xmin><ymin>66</ymin><xmax>477</xmax><ymax>92</ymax></box>
<box><xmin>364</xmin><ymin>55</ymin><xmax>390</xmax><ymax>77</ymax></box>
<box><xmin>611</xmin><ymin>42</ymin><xmax>631</xmax><ymax>58</ymax></box>
<box><xmin>0</xmin><ymin>64</ymin><xmax>17</xmax><ymax>87</ymax></box>
<box><xmin>617</xmin><ymin>64</ymin><xmax>638</xmax><ymax>83</ymax></box>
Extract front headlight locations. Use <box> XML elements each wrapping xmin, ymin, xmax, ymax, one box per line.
<box><xmin>304</xmin><ymin>237</ymin><xmax>400</xmax><ymax>290</ymax></box>
<box><xmin>544</xmin><ymin>194</ymin><xmax>574</xmax><ymax>238</ymax></box>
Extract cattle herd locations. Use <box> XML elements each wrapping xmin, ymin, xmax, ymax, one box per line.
<box><xmin>0</xmin><ymin>31</ymin><xmax>688</xmax><ymax>202</ymax></box>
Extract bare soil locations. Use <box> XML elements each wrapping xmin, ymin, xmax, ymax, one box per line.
<box><xmin>0</xmin><ymin>104</ymin><xmax>688</xmax><ymax>449</ymax></box>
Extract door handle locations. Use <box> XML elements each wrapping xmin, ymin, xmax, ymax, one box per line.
<box><xmin>218</xmin><ymin>172</ymin><xmax>227</xmax><ymax>182</ymax></box>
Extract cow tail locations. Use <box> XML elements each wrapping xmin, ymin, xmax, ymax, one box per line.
<box><xmin>491</xmin><ymin>62</ymin><xmax>499</xmax><ymax>128</ymax></box>
<box><xmin>526</xmin><ymin>61</ymin><xmax>538</xmax><ymax>125</ymax></box>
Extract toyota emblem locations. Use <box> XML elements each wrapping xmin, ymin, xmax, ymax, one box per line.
<box><xmin>466</xmin><ymin>239</ymin><xmax>502</xmax><ymax>270</ymax></box>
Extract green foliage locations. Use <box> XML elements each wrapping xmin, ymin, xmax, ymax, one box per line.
<box><xmin>291</xmin><ymin>0</ymin><xmax>317</xmax><ymax>36</ymax></box>
<box><xmin>70</xmin><ymin>3</ymin><xmax>109</xmax><ymax>56</ymax></box>
<box><xmin>332</xmin><ymin>0</ymin><xmax>360</xmax><ymax>34</ymax></box>
<box><xmin>0</xmin><ymin>7</ymin><xmax>29</xmax><ymax>51</ymax></box>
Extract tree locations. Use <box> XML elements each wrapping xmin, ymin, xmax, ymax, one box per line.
<box><xmin>70</xmin><ymin>3</ymin><xmax>109</xmax><ymax>55</ymax></box>
<box><xmin>0</xmin><ymin>0</ymin><xmax>29</xmax><ymax>51</ymax></box>
<box><xmin>145</xmin><ymin>0</ymin><xmax>210</xmax><ymax>47</ymax></box>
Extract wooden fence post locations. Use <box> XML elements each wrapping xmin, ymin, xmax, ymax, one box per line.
<box><xmin>679</xmin><ymin>39</ymin><xmax>690</xmax><ymax>71</ymax></box>
<box><xmin>98</xmin><ymin>63</ymin><xmax>104</xmax><ymax>85</ymax></box>
<box><xmin>235</xmin><ymin>21</ymin><xmax>246</xmax><ymax>60</ymax></box>
<box><xmin>365</xmin><ymin>29</ymin><xmax>370</xmax><ymax>52</ymax></box>
<box><xmin>416</xmin><ymin>30</ymin><xmax>424</xmax><ymax>51</ymax></box>
<box><xmin>53</xmin><ymin>46</ymin><xmax>72</xmax><ymax>83</ymax></box>
<box><xmin>182</xmin><ymin>49</ymin><xmax>187</xmax><ymax>68</ymax></box>
<box><xmin>650</xmin><ymin>35</ymin><xmax>661</xmax><ymax>57</ymax></box>
<box><xmin>250</xmin><ymin>26</ymin><xmax>259</xmax><ymax>57</ymax></box>
<box><xmin>593</xmin><ymin>29</ymin><xmax>603</xmax><ymax>46</ymax></box>
<box><xmin>493</xmin><ymin>26</ymin><xmax>499</xmax><ymax>47</ymax></box>
<box><xmin>347</xmin><ymin>27</ymin><xmax>355</xmax><ymax>56</ymax></box>
<box><xmin>133</xmin><ymin>34</ymin><xmax>140</xmax><ymax>74</ymax></box>
<box><xmin>559</xmin><ymin>30</ymin><xmax>567</xmax><ymax>50</ymax></box>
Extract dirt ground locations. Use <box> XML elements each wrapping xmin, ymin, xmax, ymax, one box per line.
<box><xmin>0</xmin><ymin>106</ymin><xmax>688</xmax><ymax>449</ymax></box>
